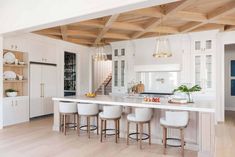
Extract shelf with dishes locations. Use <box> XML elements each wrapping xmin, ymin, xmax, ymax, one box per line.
<box><xmin>3</xmin><ymin>49</ymin><xmax>28</xmax><ymax>97</ymax></box>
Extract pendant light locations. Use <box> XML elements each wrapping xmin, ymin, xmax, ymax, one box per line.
<box><xmin>153</xmin><ymin>17</ymin><xmax>172</xmax><ymax>58</ymax></box>
<box><xmin>93</xmin><ymin>45</ymin><xmax>107</xmax><ymax>61</ymax></box>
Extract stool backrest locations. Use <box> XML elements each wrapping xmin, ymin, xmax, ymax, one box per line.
<box><xmin>103</xmin><ymin>106</ymin><xmax>122</xmax><ymax>119</ymax></box>
<box><xmin>59</xmin><ymin>102</ymin><xmax>77</xmax><ymax>113</ymax></box>
<box><xmin>165</xmin><ymin>111</ymin><xmax>189</xmax><ymax>127</ymax></box>
<box><xmin>135</xmin><ymin>108</ymin><xmax>153</xmax><ymax>122</ymax></box>
<box><xmin>77</xmin><ymin>103</ymin><xmax>99</xmax><ymax>115</ymax></box>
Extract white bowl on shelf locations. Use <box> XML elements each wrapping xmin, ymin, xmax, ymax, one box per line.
<box><xmin>6</xmin><ymin>92</ymin><xmax>18</xmax><ymax>97</ymax></box>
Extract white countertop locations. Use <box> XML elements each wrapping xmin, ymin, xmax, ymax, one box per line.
<box><xmin>53</xmin><ymin>95</ymin><xmax>215</xmax><ymax>113</ymax></box>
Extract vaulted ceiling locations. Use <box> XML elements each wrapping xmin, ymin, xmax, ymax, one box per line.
<box><xmin>34</xmin><ymin>0</ymin><xmax>235</xmax><ymax>47</ymax></box>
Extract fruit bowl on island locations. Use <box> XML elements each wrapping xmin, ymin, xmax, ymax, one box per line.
<box><xmin>85</xmin><ymin>92</ymin><xmax>96</xmax><ymax>98</ymax></box>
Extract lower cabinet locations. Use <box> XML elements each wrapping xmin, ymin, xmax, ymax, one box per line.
<box><xmin>3</xmin><ymin>96</ymin><xmax>29</xmax><ymax>126</ymax></box>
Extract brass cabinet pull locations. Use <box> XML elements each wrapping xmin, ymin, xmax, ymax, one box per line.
<box><xmin>42</xmin><ymin>83</ymin><xmax>45</xmax><ymax>98</ymax></box>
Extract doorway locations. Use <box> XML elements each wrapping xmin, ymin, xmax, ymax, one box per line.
<box><xmin>224</xmin><ymin>44</ymin><xmax>235</xmax><ymax>112</ymax></box>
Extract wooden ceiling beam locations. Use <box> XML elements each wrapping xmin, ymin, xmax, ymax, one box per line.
<box><xmin>66</xmin><ymin>30</ymin><xmax>97</xmax><ymax>38</ymax></box>
<box><xmin>111</xmin><ymin>22</ymin><xmax>144</xmax><ymax>31</ymax></box>
<box><xmin>149</xmin><ymin>26</ymin><xmax>179</xmax><ymax>34</ymax></box>
<box><xmin>173</xmin><ymin>11</ymin><xmax>207</xmax><ymax>22</ymax></box>
<box><xmin>180</xmin><ymin>1</ymin><xmax>235</xmax><ymax>33</ymax></box>
<box><xmin>74</xmin><ymin>20</ymin><xmax>105</xmax><ymax>28</ymax></box>
<box><xmin>60</xmin><ymin>26</ymin><xmax>68</xmax><ymax>41</ymax></box>
<box><xmin>225</xmin><ymin>25</ymin><xmax>235</xmax><ymax>31</ymax></box>
<box><xmin>34</xmin><ymin>29</ymin><xmax>61</xmax><ymax>36</ymax></box>
<box><xmin>131</xmin><ymin>0</ymin><xmax>197</xmax><ymax>39</ymax></box>
<box><xmin>103</xmin><ymin>32</ymin><xmax>130</xmax><ymax>40</ymax></box>
<box><xmin>67</xmin><ymin>37</ymin><xmax>94</xmax><ymax>45</ymax></box>
<box><xmin>94</xmin><ymin>14</ymin><xmax>119</xmax><ymax>45</ymax></box>
<box><xmin>124</xmin><ymin>7</ymin><xmax>164</xmax><ymax>18</ymax></box>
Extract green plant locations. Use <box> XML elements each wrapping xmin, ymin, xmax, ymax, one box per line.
<box><xmin>173</xmin><ymin>85</ymin><xmax>201</xmax><ymax>103</ymax></box>
<box><xmin>5</xmin><ymin>89</ymin><xmax>17</xmax><ymax>93</ymax></box>
<box><xmin>173</xmin><ymin>85</ymin><xmax>201</xmax><ymax>93</ymax></box>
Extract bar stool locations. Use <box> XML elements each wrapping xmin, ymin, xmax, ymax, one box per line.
<box><xmin>77</xmin><ymin>103</ymin><xmax>99</xmax><ymax>138</ymax></box>
<box><xmin>99</xmin><ymin>106</ymin><xmax>122</xmax><ymax>143</ymax></box>
<box><xmin>127</xmin><ymin>108</ymin><xmax>153</xmax><ymax>149</ymax></box>
<box><xmin>59</xmin><ymin>102</ymin><xmax>78</xmax><ymax>136</ymax></box>
<box><xmin>160</xmin><ymin>111</ymin><xmax>189</xmax><ymax>157</ymax></box>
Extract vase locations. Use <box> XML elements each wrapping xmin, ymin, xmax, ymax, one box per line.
<box><xmin>187</xmin><ymin>92</ymin><xmax>193</xmax><ymax>103</ymax></box>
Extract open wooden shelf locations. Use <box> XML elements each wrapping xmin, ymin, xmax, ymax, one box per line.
<box><xmin>3</xmin><ymin>64</ymin><xmax>27</xmax><ymax>68</ymax></box>
<box><xmin>3</xmin><ymin>80</ymin><xmax>28</xmax><ymax>83</ymax></box>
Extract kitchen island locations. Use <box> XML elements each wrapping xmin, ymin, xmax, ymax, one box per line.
<box><xmin>52</xmin><ymin>95</ymin><xmax>215</xmax><ymax>157</ymax></box>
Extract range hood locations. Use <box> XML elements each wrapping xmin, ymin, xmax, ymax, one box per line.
<box><xmin>134</xmin><ymin>64</ymin><xmax>181</xmax><ymax>72</ymax></box>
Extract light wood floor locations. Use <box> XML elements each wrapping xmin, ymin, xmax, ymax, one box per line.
<box><xmin>215</xmin><ymin>111</ymin><xmax>235</xmax><ymax>157</ymax></box>
<box><xmin>1</xmin><ymin>112</ymin><xmax>234</xmax><ymax>157</ymax></box>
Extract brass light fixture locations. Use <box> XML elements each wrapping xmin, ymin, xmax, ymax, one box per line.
<box><xmin>153</xmin><ymin>16</ymin><xmax>172</xmax><ymax>58</ymax></box>
<box><xmin>93</xmin><ymin>45</ymin><xmax>107</xmax><ymax>61</ymax></box>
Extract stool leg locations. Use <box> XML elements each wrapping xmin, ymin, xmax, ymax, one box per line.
<box><xmin>96</xmin><ymin>115</ymin><xmax>99</xmax><ymax>135</ymax></box>
<box><xmin>136</xmin><ymin>123</ymin><xmax>139</xmax><ymax>141</ymax></box>
<box><xmin>100</xmin><ymin>119</ymin><xmax>103</xmax><ymax>142</ymax></box>
<box><xmin>127</xmin><ymin>121</ymin><xmax>129</xmax><ymax>145</ymax></box>
<box><xmin>115</xmin><ymin>120</ymin><xmax>118</xmax><ymax>143</ymax></box>
<box><xmin>139</xmin><ymin>123</ymin><xmax>143</xmax><ymax>149</ymax></box>
<box><xmin>118</xmin><ymin>119</ymin><xmax>120</xmax><ymax>138</ymax></box>
<box><xmin>88</xmin><ymin>116</ymin><xmax>91</xmax><ymax>138</ymax></box>
<box><xmin>59</xmin><ymin>113</ymin><xmax>62</xmax><ymax>132</ymax></box>
<box><xmin>104</xmin><ymin>120</ymin><xmax>107</xmax><ymax>138</ymax></box>
<box><xmin>77</xmin><ymin>115</ymin><xmax>80</xmax><ymax>136</ymax></box>
<box><xmin>86</xmin><ymin>117</ymin><xmax>89</xmax><ymax>133</ymax></box>
<box><xmin>74</xmin><ymin>114</ymin><xmax>76</xmax><ymax>130</ymax></box>
<box><xmin>163</xmin><ymin>127</ymin><xmax>167</xmax><ymax>154</ymax></box>
<box><xmin>180</xmin><ymin>129</ymin><xmax>184</xmax><ymax>157</ymax></box>
<box><xmin>64</xmin><ymin>114</ymin><xmax>66</xmax><ymax>136</ymax></box>
<box><xmin>148</xmin><ymin>122</ymin><xmax>151</xmax><ymax>145</ymax></box>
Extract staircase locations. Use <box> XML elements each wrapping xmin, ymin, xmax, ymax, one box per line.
<box><xmin>95</xmin><ymin>73</ymin><xmax>112</xmax><ymax>95</ymax></box>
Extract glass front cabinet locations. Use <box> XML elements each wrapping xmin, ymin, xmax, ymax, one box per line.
<box><xmin>193</xmin><ymin>54</ymin><xmax>213</xmax><ymax>91</ymax></box>
<box><xmin>112</xmin><ymin>48</ymin><xmax>127</xmax><ymax>94</ymax></box>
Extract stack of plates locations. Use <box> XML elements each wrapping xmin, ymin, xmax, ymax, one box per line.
<box><xmin>3</xmin><ymin>71</ymin><xmax>16</xmax><ymax>80</ymax></box>
<box><xmin>3</xmin><ymin>52</ymin><xmax>15</xmax><ymax>64</ymax></box>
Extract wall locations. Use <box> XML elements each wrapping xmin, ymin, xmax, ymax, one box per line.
<box><xmin>216</xmin><ymin>31</ymin><xmax>235</xmax><ymax>121</ymax></box>
<box><xmin>224</xmin><ymin>44</ymin><xmax>235</xmax><ymax>111</ymax></box>
<box><xmin>3</xmin><ymin>33</ymin><xmax>92</xmax><ymax>96</ymax></box>
<box><xmin>0</xmin><ymin>0</ymin><xmax>177</xmax><ymax>35</ymax></box>
<box><xmin>0</xmin><ymin>37</ymin><xmax>3</xmax><ymax>129</ymax></box>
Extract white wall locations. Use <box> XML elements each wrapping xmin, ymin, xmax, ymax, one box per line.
<box><xmin>3</xmin><ymin>33</ymin><xmax>92</xmax><ymax>96</ymax></box>
<box><xmin>0</xmin><ymin>0</ymin><xmax>177</xmax><ymax>35</ymax></box>
<box><xmin>0</xmin><ymin>36</ymin><xmax>3</xmax><ymax>129</ymax></box>
<box><xmin>224</xmin><ymin>44</ymin><xmax>235</xmax><ymax>111</ymax></box>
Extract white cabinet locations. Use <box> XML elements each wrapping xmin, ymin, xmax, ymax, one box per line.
<box><xmin>190</xmin><ymin>31</ymin><xmax>216</xmax><ymax>92</ymax></box>
<box><xmin>30</xmin><ymin>64</ymin><xmax>57</xmax><ymax>118</ymax></box>
<box><xmin>3</xmin><ymin>96</ymin><xmax>29</xmax><ymax>126</ymax></box>
<box><xmin>112</xmin><ymin>48</ymin><xmax>127</xmax><ymax>94</ymax></box>
<box><xmin>29</xmin><ymin>41</ymin><xmax>57</xmax><ymax>64</ymax></box>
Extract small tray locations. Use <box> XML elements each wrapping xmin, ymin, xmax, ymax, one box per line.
<box><xmin>168</xmin><ymin>100</ymin><xmax>188</xmax><ymax>104</ymax></box>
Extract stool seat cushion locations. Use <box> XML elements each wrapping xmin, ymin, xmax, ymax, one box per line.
<box><xmin>77</xmin><ymin>103</ymin><xmax>99</xmax><ymax>116</ymax></box>
<box><xmin>59</xmin><ymin>102</ymin><xmax>77</xmax><ymax>113</ymax></box>
<box><xmin>127</xmin><ymin>113</ymin><xmax>136</xmax><ymax>122</ymax></box>
<box><xmin>99</xmin><ymin>106</ymin><xmax>122</xmax><ymax>119</ymax></box>
<box><xmin>160</xmin><ymin>111</ymin><xmax>189</xmax><ymax>128</ymax></box>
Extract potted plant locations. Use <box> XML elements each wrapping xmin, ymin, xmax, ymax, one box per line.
<box><xmin>173</xmin><ymin>85</ymin><xmax>201</xmax><ymax>103</ymax></box>
<box><xmin>5</xmin><ymin>89</ymin><xmax>18</xmax><ymax>97</ymax></box>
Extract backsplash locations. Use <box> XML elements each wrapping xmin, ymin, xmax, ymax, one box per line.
<box><xmin>136</xmin><ymin>72</ymin><xmax>179</xmax><ymax>93</ymax></box>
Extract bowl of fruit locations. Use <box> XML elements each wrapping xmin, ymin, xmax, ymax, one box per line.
<box><xmin>85</xmin><ymin>92</ymin><xmax>96</xmax><ymax>98</ymax></box>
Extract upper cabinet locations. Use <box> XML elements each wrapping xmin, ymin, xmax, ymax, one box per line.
<box><xmin>190</xmin><ymin>31</ymin><xmax>216</xmax><ymax>92</ymax></box>
<box><xmin>112</xmin><ymin>48</ymin><xmax>127</xmax><ymax>94</ymax></box>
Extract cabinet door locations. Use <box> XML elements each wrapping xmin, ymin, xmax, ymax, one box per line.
<box><xmin>193</xmin><ymin>55</ymin><xmax>203</xmax><ymax>87</ymax></box>
<box><xmin>42</xmin><ymin>65</ymin><xmax>57</xmax><ymax>115</ymax></box>
<box><xmin>3</xmin><ymin>99</ymin><xmax>15</xmax><ymax>126</ymax></box>
<box><xmin>14</xmin><ymin>97</ymin><xmax>29</xmax><ymax>124</ymax></box>
<box><xmin>205</xmin><ymin>54</ymin><xmax>213</xmax><ymax>89</ymax></box>
<box><xmin>30</xmin><ymin>64</ymin><xmax>43</xmax><ymax>118</ymax></box>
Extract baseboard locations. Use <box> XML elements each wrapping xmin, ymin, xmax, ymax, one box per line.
<box><xmin>225</xmin><ymin>106</ymin><xmax>235</xmax><ymax>111</ymax></box>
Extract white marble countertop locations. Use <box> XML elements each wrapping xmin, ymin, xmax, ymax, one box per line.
<box><xmin>52</xmin><ymin>95</ymin><xmax>215</xmax><ymax>113</ymax></box>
